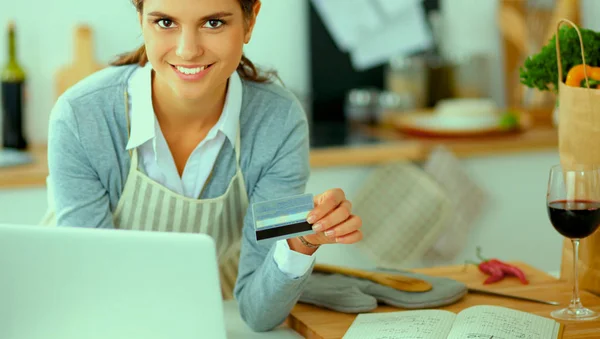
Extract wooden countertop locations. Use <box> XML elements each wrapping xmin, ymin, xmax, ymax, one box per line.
<box><xmin>287</xmin><ymin>262</ymin><xmax>600</xmax><ymax>339</ymax></box>
<box><xmin>0</xmin><ymin>126</ymin><xmax>558</xmax><ymax>189</ymax></box>
<box><xmin>0</xmin><ymin>145</ymin><xmax>48</xmax><ymax>189</ymax></box>
<box><xmin>309</xmin><ymin>124</ymin><xmax>558</xmax><ymax>167</ymax></box>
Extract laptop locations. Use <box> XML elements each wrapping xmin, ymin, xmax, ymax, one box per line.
<box><xmin>0</xmin><ymin>223</ymin><xmax>227</xmax><ymax>339</ymax></box>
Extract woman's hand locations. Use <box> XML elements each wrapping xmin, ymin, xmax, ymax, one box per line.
<box><xmin>303</xmin><ymin>188</ymin><xmax>362</xmax><ymax>245</ymax></box>
<box><xmin>287</xmin><ymin>188</ymin><xmax>362</xmax><ymax>255</ymax></box>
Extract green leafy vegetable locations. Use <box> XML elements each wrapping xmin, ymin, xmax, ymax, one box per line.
<box><xmin>498</xmin><ymin>111</ymin><xmax>519</xmax><ymax>130</ymax></box>
<box><xmin>519</xmin><ymin>25</ymin><xmax>600</xmax><ymax>93</ymax></box>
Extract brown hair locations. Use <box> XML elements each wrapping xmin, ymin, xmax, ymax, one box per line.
<box><xmin>111</xmin><ymin>0</ymin><xmax>274</xmax><ymax>83</ymax></box>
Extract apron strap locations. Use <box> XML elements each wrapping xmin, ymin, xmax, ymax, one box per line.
<box><xmin>123</xmin><ymin>89</ymin><xmax>140</xmax><ymax>172</ymax></box>
<box><xmin>124</xmin><ymin>90</ymin><xmax>133</xmax><ymax>158</ymax></box>
<box><xmin>234</xmin><ymin>124</ymin><xmax>241</xmax><ymax>164</ymax></box>
<box><xmin>233</xmin><ymin>124</ymin><xmax>247</xmax><ymax>197</ymax></box>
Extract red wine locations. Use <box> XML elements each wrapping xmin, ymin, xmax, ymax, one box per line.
<box><xmin>548</xmin><ymin>200</ymin><xmax>600</xmax><ymax>239</ymax></box>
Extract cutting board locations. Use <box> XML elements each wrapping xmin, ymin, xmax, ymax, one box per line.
<box><xmin>287</xmin><ymin>262</ymin><xmax>600</xmax><ymax>339</ymax></box>
<box><xmin>55</xmin><ymin>25</ymin><xmax>104</xmax><ymax>99</ymax></box>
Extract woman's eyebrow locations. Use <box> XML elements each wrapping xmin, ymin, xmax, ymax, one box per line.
<box><xmin>146</xmin><ymin>11</ymin><xmax>234</xmax><ymax>21</ymax></box>
<box><xmin>147</xmin><ymin>11</ymin><xmax>174</xmax><ymax>19</ymax></box>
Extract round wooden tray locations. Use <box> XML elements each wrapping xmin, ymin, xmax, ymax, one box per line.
<box><xmin>391</xmin><ymin>110</ymin><xmax>532</xmax><ymax>138</ymax></box>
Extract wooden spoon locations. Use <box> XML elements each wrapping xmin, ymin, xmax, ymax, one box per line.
<box><xmin>313</xmin><ymin>263</ymin><xmax>433</xmax><ymax>292</ymax></box>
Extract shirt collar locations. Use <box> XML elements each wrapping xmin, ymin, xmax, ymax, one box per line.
<box><xmin>125</xmin><ymin>62</ymin><xmax>155</xmax><ymax>150</ymax></box>
<box><xmin>125</xmin><ymin>65</ymin><xmax>242</xmax><ymax>151</ymax></box>
<box><xmin>219</xmin><ymin>70</ymin><xmax>242</xmax><ymax>145</ymax></box>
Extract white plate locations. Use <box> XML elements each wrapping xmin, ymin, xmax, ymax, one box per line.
<box><xmin>408</xmin><ymin>114</ymin><xmax>501</xmax><ymax>131</ymax></box>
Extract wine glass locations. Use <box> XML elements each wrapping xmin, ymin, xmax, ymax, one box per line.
<box><xmin>547</xmin><ymin>164</ymin><xmax>600</xmax><ymax>321</ymax></box>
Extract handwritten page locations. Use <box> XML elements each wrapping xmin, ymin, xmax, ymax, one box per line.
<box><xmin>342</xmin><ymin>310</ymin><xmax>455</xmax><ymax>339</ymax></box>
<box><xmin>447</xmin><ymin>305</ymin><xmax>560</xmax><ymax>339</ymax></box>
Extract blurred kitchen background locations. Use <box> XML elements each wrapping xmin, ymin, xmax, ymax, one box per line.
<box><xmin>1</xmin><ymin>0</ymin><xmax>597</xmax><ymax>276</ymax></box>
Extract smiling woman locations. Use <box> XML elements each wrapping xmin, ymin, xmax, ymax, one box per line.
<box><xmin>43</xmin><ymin>0</ymin><xmax>363</xmax><ymax>333</ymax></box>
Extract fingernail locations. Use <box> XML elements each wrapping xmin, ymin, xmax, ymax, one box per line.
<box><xmin>312</xmin><ymin>223</ymin><xmax>322</xmax><ymax>232</ymax></box>
<box><xmin>324</xmin><ymin>230</ymin><xmax>335</xmax><ymax>237</ymax></box>
<box><xmin>307</xmin><ymin>215</ymin><xmax>316</xmax><ymax>224</ymax></box>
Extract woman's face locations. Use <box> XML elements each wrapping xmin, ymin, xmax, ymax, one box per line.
<box><xmin>140</xmin><ymin>0</ymin><xmax>259</xmax><ymax>101</ymax></box>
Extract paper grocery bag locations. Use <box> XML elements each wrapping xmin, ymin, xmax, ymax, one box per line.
<box><xmin>556</xmin><ymin>19</ymin><xmax>600</xmax><ymax>295</ymax></box>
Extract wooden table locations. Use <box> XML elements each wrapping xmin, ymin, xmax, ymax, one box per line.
<box><xmin>287</xmin><ymin>262</ymin><xmax>600</xmax><ymax>338</ymax></box>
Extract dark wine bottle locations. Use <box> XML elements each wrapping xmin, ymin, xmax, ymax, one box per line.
<box><xmin>1</xmin><ymin>21</ymin><xmax>27</xmax><ymax>150</ymax></box>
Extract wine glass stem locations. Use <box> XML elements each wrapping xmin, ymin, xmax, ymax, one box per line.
<box><xmin>571</xmin><ymin>239</ymin><xmax>583</xmax><ymax>309</ymax></box>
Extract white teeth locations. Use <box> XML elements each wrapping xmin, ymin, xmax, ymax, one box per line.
<box><xmin>175</xmin><ymin>65</ymin><xmax>207</xmax><ymax>75</ymax></box>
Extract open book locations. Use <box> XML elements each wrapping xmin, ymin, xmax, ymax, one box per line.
<box><xmin>342</xmin><ymin>305</ymin><xmax>564</xmax><ymax>339</ymax></box>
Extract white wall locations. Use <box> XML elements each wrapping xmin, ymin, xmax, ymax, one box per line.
<box><xmin>581</xmin><ymin>0</ymin><xmax>600</xmax><ymax>31</ymax></box>
<box><xmin>243</xmin><ymin>0</ymin><xmax>309</xmax><ymax>97</ymax></box>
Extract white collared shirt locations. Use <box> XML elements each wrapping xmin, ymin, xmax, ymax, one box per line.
<box><xmin>126</xmin><ymin>63</ymin><xmax>315</xmax><ymax>278</ymax></box>
<box><xmin>125</xmin><ymin>62</ymin><xmax>239</xmax><ymax>197</ymax></box>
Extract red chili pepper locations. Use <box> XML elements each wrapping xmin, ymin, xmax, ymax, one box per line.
<box><xmin>489</xmin><ymin>259</ymin><xmax>529</xmax><ymax>285</ymax></box>
<box><xmin>465</xmin><ymin>259</ymin><xmax>505</xmax><ymax>284</ymax></box>
<box><xmin>479</xmin><ymin>261</ymin><xmax>505</xmax><ymax>284</ymax></box>
<box><xmin>476</xmin><ymin>247</ymin><xmax>528</xmax><ymax>285</ymax></box>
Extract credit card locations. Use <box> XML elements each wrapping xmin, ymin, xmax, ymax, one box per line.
<box><xmin>252</xmin><ymin>193</ymin><xmax>315</xmax><ymax>242</ymax></box>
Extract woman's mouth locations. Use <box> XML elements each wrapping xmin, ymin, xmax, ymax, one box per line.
<box><xmin>170</xmin><ymin>63</ymin><xmax>214</xmax><ymax>81</ymax></box>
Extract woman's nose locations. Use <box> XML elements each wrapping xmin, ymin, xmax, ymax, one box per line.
<box><xmin>175</xmin><ymin>29</ymin><xmax>203</xmax><ymax>60</ymax></box>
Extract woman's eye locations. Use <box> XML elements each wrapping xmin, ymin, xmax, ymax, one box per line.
<box><xmin>157</xmin><ymin>19</ymin><xmax>175</xmax><ymax>29</ymax></box>
<box><xmin>204</xmin><ymin>19</ymin><xmax>223</xmax><ymax>29</ymax></box>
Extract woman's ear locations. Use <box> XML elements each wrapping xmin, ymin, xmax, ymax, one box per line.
<box><xmin>244</xmin><ymin>0</ymin><xmax>261</xmax><ymax>44</ymax></box>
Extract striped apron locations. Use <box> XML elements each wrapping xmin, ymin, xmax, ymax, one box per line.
<box><xmin>113</xmin><ymin>128</ymin><xmax>248</xmax><ymax>300</ymax></box>
<box><xmin>42</xmin><ymin>92</ymin><xmax>249</xmax><ymax>300</ymax></box>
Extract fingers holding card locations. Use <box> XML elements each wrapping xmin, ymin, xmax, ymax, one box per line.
<box><xmin>252</xmin><ymin>193</ymin><xmax>315</xmax><ymax>243</ymax></box>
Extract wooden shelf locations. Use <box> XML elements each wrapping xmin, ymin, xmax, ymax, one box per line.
<box><xmin>0</xmin><ymin>126</ymin><xmax>558</xmax><ymax>190</ymax></box>
<box><xmin>0</xmin><ymin>145</ymin><xmax>48</xmax><ymax>189</ymax></box>
<box><xmin>310</xmin><ymin>126</ymin><xmax>558</xmax><ymax>167</ymax></box>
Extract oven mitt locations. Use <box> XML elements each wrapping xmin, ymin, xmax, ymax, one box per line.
<box><xmin>298</xmin><ymin>268</ymin><xmax>467</xmax><ymax>313</ymax></box>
